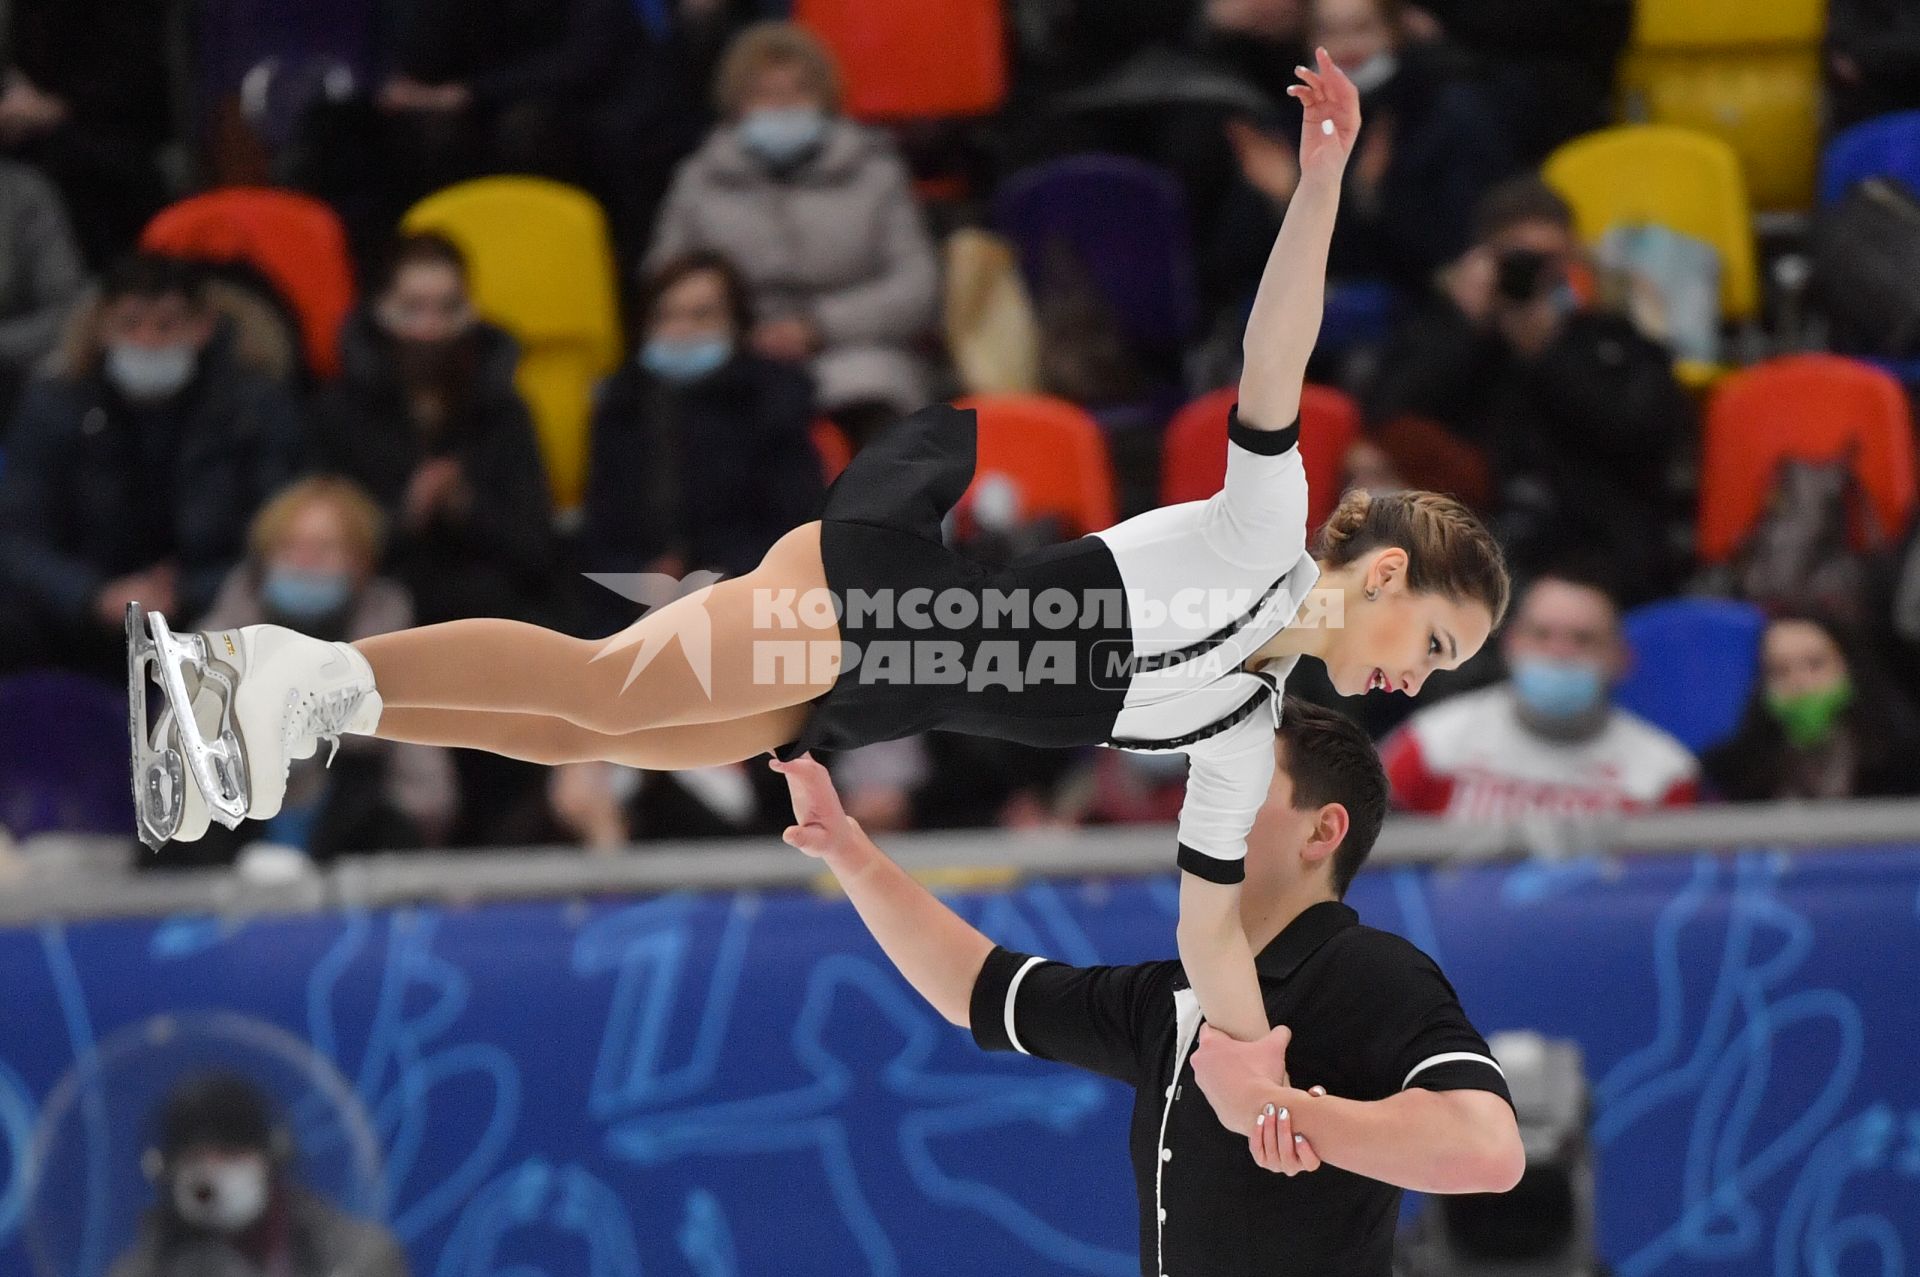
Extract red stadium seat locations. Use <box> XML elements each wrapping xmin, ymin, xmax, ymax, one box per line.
<box><xmin>142</xmin><ymin>187</ymin><xmax>355</xmax><ymax>379</ymax></box>
<box><xmin>1160</xmin><ymin>385</ymin><xmax>1360</xmax><ymax>535</ymax></box>
<box><xmin>956</xmin><ymin>394</ymin><xmax>1117</xmax><ymax>538</ymax></box>
<box><xmin>795</xmin><ymin>0</ymin><xmax>1006</xmax><ymax>121</ymax></box>
<box><xmin>811</xmin><ymin>418</ymin><xmax>854</xmax><ymax>485</ymax></box>
<box><xmin>1698</xmin><ymin>354</ymin><xmax>1918</xmax><ymax>563</ymax></box>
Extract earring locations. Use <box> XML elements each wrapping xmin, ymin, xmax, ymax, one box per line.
<box><xmin>1364</xmin><ymin>587</ymin><xmax>1379</xmax><ymax>601</ymax></box>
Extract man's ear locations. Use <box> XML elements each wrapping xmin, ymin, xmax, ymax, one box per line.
<box><xmin>1300</xmin><ymin>803</ymin><xmax>1350</xmax><ymax>874</ymax></box>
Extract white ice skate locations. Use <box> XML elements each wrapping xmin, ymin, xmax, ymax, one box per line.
<box><xmin>127</xmin><ymin>604</ymin><xmax>382</xmax><ymax>849</ymax></box>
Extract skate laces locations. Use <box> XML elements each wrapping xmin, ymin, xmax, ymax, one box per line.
<box><xmin>287</xmin><ymin>685</ymin><xmax>366</xmax><ymax>769</ymax></box>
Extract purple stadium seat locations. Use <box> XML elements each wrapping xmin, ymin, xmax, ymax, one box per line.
<box><xmin>196</xmin><ymin>0</ymin><xmax>377</xmax><ymax>147</ymax></box>
<box><xmin>993</xmin><ymin>154</ymin><xmax>1199</xmax><ymax>354</ymax></box>
<box><xmin>0</xmin><ymin>671</ymin><xmax>134</xmax><ymax>839</ymax></box>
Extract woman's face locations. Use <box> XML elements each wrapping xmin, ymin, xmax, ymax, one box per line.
<box><xmin>378</xmin><ymin>261</ymin><xmax>473</xmax><ymax>345</ymax></box>
<box><xmin>1762</xmin><ymin>619</ymin><xmax>1849</xmax><ymax>701</ymax></box>
<box><xmin>270</xmin><ymin>500</ymin><xmax>362</xmax><ymax>580</ymax></box>
<box><xmin>740</xmin><ymin>60</ymin><xmax>827</xmax><ymax>116</ymax></box>
<box><xmin>1321</xmin><ymin>549</ymin><xmax>1493</xmax><ymax>697</ymax></box>
<box><xmin>1312</xmin><ymin>0</ymin><xmax>1395</xmax><ymax>72</ymax></box>
<box><xmin>648</xmin><ymin>270</ymin><xmax>735</xmax><ymax>345</ymax></box>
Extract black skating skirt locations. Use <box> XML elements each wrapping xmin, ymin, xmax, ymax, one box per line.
<box><xmin>773</xmin><ymin>403</ymin><xmax>1134</xmax><ymax>760</ymax></box>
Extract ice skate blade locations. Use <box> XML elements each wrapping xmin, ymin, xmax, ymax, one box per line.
<box><xmin>127</xmin><ymin>602</ymin><xmax>182</xmax><ymax>850</ymax></box>
<box><xmin>133</xmin><ymin>606</ymin><xmax>251</xmax><ymax>834</ymax></box>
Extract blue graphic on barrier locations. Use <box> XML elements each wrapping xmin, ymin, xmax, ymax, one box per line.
<box><xmin>0</xmin><ymin>846</ymin><xmax>1914</xmax><ymax>1276</ymax></box>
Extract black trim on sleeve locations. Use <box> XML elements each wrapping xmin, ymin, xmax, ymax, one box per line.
<box><xmin>1177</xmin><ymin>842</ymin><xmax>1247</xmax><ymax>885</ymax></box>
<box><xmin>1227</xmin><ymin>406</ymin><xmax>1301</xmax><ymax>456</ymax></box>
<box><xmin>968</xmin><ymin>946</ymin><xmax>1037</xmax><ymax>1054</ymax></box>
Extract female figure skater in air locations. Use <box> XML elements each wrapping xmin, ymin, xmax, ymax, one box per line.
<box><xmin>131</xmin><ymin>50</ymin><xmax>1507</xmax><ymax>1044</ymax></box>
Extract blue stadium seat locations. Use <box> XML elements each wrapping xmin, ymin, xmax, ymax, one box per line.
<box><xmin>0</xmin><ymin>671</ymin><xmax>133</xmax><ymax>839</ymax></box>
<box><xmin>1613</xmin><ymin>598</ymin><xmax>1768</xmax><ymax>755</ymax></box>
<box><xmin>1820</xmin><ymin>110</ymin><xmax>1920</xmax><ymax>205</ymax></box>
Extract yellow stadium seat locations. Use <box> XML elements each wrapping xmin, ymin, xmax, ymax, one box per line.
<box><xmin>1619</xmin><ymin>46</ymin><xmax>1823</xmax><ymax>211</ymax></box>
<box><xmin>1543</xmin><ymin>126</ymin><xmax>1759</xmax><ymax>325</ymax></box>
<box><xmin>1631</xmin><ymin>0</ymin><xmax>1825</xmax><ymax>49</ymax></box>
<box><xmin>403</xmin><ymin>177</ymin><xmax>623</xmax><ymax>509</ymax></box>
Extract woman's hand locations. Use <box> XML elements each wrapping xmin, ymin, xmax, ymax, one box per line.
<box><xmin>1288</xmin><ymin>46</ymin><xmax>1362</xmax><ymax>179</ymax></box>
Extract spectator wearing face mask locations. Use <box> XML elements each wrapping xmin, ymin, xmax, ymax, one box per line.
<box><xmin>1704</xmin><ymin>613</ymin><xmax>1920</xmax><ymax>802</ymax></box>
<box><xmin>1379</xmin><ymin>571</ymin><xmax>1698</xmax><ymax>820</ymax></box>
<box><xmin>167</xmin><ymin>478</ymin><xmax>457</xmax><ymax>865</ymax></box>
<box><xmin>309</xmin><ymin>233</ymin><xmax>557</xmax><ymax>630</ymax></box>
<box><xmin>646</xmin><ymin>22</ymin><xmax>939</xmax><ymax>439</ymax></box>
<box><xmin>0</xmin><ymin>255</ymin><xmax>304</xmax><ymax>678</ymax></box>
<box><xmin>577</xmin><ymin>251</ymin><xmax>823</xmax><ymax>627</ymax></box>
<box><xmin>1213</xmin><ymin>0</ymin><xmax>1509</xmax><ymax>302</ymax></box>
<box><xmin>109</xmin><ymin>1073</ymin><xmax>407</xmax><ymax>1277</ymax></box>
<box><xmin>1363</xmin><ymin>177</ymin><xmax>1693</xmax><ymax>604</ymax></box>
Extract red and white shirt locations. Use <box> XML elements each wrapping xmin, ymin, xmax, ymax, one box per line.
<box><xmin>1381</xmin><ymin>685</ymin><xmax>1700</xmax><ymax>820</ymax></box>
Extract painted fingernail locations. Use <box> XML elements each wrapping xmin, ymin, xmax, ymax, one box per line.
<box><xmin>1256</xmin><ymin>1112</ymin><xmax>1266</xmax><ymax>1126</ymax></box>
<box><xmin>1294</xmin><ymin>1134</ymin><xmax>1306</xmax><ymax>1144</ymax></box>
<box><xmin>1277</xmin><ymin>1108</ymin><xmax>1289</xmax><ymax>1122</ymax></box>
<box><xmin>1264</xmin><ymin>1103</ymin><xmax>1277</xmax><ymax>1117</ymax></box>
<box><xmin>1322</xmin><ymin>119</ymin><xmax>1335</xmax><ymax>136</ymax></box>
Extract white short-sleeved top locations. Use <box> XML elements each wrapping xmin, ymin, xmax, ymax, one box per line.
<box><xmin>1091</xmin><ymin>409</ymin><xmax>1319</xmax><ymax>884</ymax></box>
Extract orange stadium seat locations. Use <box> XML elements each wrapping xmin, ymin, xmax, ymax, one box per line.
<box><xmin>957</xmin><ymin>394</ymin><xmax>1117</xmax><ymax>537</ymax></box>
<box><xmin>1160</xmin><ymin>385</ymin><xmax>1361</xmax><ymax>535</ymax></box>
<box><xmin>811</xmin><ymin>418</ymin><xmax>854</xmax><ymax>485</ymax></box>
<box><xmin>403</xmin><ymin>178</ymin><xmax>622</xmax><ymax>509</ymax></box>
<box><xmin>141</xmin><ymin>188</ymin><xmax>355</xmax><ymax>379</ymax></box>
<box><xmin>1697</xmin><ymin>355</ymin><xmax>1919</xmax><ymax>564</ymax></box>
<box><xmin>795</xmin><ymin>0</ymin><xmax>1006</xmax><ymax>120</ymax></box>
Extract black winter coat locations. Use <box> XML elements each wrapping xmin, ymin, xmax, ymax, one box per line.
<box><xmin>578</xmin><ymin>353</ymin><xmax>824</xmax><ymax>588</ymax></box>
<box><xmin>0</xmin><ymin>325</ymin><xmax>303</xmax><ymax>629</ymax></box>
<box><xmin>309</xmin><ymin>311</ymin><xmax>557</xmax><ymax>625</ymax></box>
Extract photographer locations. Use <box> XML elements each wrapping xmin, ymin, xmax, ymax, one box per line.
<box><xmin>1363</xmin><ymin>177</ymin><xmax>1693</xmax><ymax>602</ymax></box>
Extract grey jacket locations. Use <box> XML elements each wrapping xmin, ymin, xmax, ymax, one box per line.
<box><xmin>648</xmin><ymin>119</ymin><xmax>939</xmax><ymax>413</ymax></box>
<box><xmin>0</xmin><ymin>159</ymin><xmax>86</xmax><ymax>397</ymax></box>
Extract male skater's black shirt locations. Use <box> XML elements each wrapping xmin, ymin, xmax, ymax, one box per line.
<box><xmin>969</xmin><ymin>900</ymin><xmax>1513</xmax><ymax>1277</ymax></box>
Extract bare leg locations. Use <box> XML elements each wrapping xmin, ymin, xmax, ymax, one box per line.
<box><xmin>352</xmin><ymin>522</ymin><xmax>840</xmax><ymax>735</ymax></box>
<box><xmin>375</xmin><ymin>704</ymin><xmax>811</xmax><ymax>769</ymax></box>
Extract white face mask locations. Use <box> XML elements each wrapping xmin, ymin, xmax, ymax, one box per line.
<box><xmin>171</xmin><ymin>1153</ymin><xmax>270</xmax><ymax>1233</ymax></box>
<box><xmin>1346</xmin><ymin>50</ymin><xmax>1400</xmax><ymax>95</ymax></box>
<box><xmin>106</xmin><ymin>342</ymin><xmax>197</xmax><ymax>401</ymax></box>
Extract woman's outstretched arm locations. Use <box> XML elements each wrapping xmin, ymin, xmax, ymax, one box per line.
<box><xmin>1237</xmin><ymin>48</ymin><xmax>1362</xmax><ymax>431</ymax></box>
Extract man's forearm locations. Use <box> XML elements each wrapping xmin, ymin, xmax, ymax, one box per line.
<box><xmin>1260</xmin><ymin>1086</ymin><xmax>1524</xmax><ymax>1194</ymax></box>
<box><xmin>820</xmin><ymin>826</ymin><xmax>996</xmax><ymax>1028</ymax></box>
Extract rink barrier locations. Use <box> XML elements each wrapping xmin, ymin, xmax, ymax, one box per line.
<box><xmin>6</xmin><ymin>796</ymin><xmax>1920</xmax><ymax>926</ymax></box>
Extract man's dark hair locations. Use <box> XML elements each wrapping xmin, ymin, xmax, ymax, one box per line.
<box><xmin>374</xmin><ymin>230</ymin><xmax>470</xmax><ymax>296</ymax></box>
<box><xmin>1470</xmin><ymin>175</ymin><xmax>1575</xmax><ymax>246</ymax></box>
<box><xmin>156</xmin><ymin>1072</ymin><xmax>278</xmax><ymax>1161</ymax></box>
<box><xmin>1520</xmin><ymin>560</ymin><xmax>1627</xmax><ymax>626</ymax></box>
<box><xmin>637</xmin><ymin>249</ymin><xmax>756</xmax><ymax>338</ymax></box>
<box><xmin>102</xmin><ymin>254</ymin><xmax>207</xmax><ymax>308</ymax></box>
<box><xmin>1276</xmin><ymin>697</ymin><xmax>1389</xmax><ymax>898</ymax></box>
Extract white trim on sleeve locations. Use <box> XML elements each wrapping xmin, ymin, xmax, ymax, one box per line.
<box><xmin>1003</xmin><ymin>956</ymin><xmax>1048</xmax><ymax>1056</ymax></box>
<box><xmin>1402</xmin><ymin>1052</ymin><xmax>1506</xmax><ymax>1089</ymax></box>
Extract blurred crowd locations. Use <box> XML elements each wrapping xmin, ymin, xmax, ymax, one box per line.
<box><xmin>2</xmin><ymin>0</ymin><xmax>1919</xmax><ymax>873</ymax></box>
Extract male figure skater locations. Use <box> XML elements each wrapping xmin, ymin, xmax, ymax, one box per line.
<box><xmin>770</xmin><ymin>698</ymin><xmax>1522</xmax><ymax>1277</ymax></box>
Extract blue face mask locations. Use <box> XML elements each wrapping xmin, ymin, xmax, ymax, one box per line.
<box><xmin>642</xmin><ymin>337</ymin><xmax>733</xmax><ymax>383</ymax></box>
<box><xmin>264</xmin><ymin>568</ymin><xmax>353</xmax><ymax>621</ymax></box>
<box><xmin>739</xmin><ymin>107</ymin><xmax>827</xmax><ymax>166</ymax></box>
<box><xmin>1510</xmin><ymin>657</ymin><xmax>1607</xmax><ymax>720</ymax></box>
